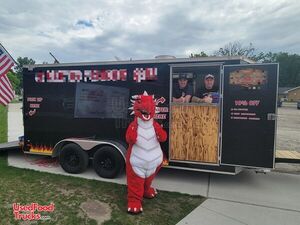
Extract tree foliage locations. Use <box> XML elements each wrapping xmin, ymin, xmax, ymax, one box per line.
<box><xmin>190</xmin><ymin>41</ymin><xmax>256</xmax><ymax>59</ymax></box>
<box><xmin>7</xmin><ymin>70</ymin><xmax>21</xmax><ymax>95</ymax></box>
<box><xmin>251</xmin><ymin>51</ymin><xmax>277</xmax><ymax>63</ymax></box>
<box><xmin>252</xmin><ymin>52</ymin><xmax>300</xmax><ymax>87</ymax></box>
<box><xmin>190</xmin><ymin>51</ymin><xmax>208</xmax><ymax>58</ymax></box>
<box><xmin>275</xmin><ymin>53</ymin><xmax>300</xmax><ymax>87</ymax></box>
<box><xmin>15</xmin><ymin>57</ymin><xmax>35</xmax><ymax>86</ymax></box>
<box><xmin>190</xmin><ymin>42</ymin><xmax>300</xmax><ymax>87</ymax></box>
<box><xmin>213</xmin><ymin>41</ymin><xmax>256</xmax><ymax>58</ymax></box>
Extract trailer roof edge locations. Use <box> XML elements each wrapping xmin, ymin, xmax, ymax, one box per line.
<box><xmin>24</xmin><ymin>56</ymin><xmax>255</xmax><ymax>69</ymax></box>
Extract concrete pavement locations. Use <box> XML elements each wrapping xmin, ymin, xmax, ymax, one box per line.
<box><xmin>8</xmin><ymin>151</ymin><xmax>300</xmax><ymax>225</ymax></box>
<box><xmin>177</xmin><ymin>170</ymin><xmax>300</xmax><ymax>225</ymax></box>
<box><xmin>208</xmin><ymin>170</ymin><xmax>300</xmax><ymax>211</ymax></box>
<box><xmin>7</xmin><ymin>150</ymin><xmax>209</xmax><ymax>196</ymax></box>
<box><xmin>178</xmin><ymin>198</ymin><xmax>300</xmax><ymax>225</ymax></box>
<box><xmin>7</xmin><ymin>102</ymin><xmax>300</xmax><ymax>225</ymax></box>
<box><xmin>7</xmin><ymin>103</ymin><xmax>23</xmax><ymax>142</ymax></box>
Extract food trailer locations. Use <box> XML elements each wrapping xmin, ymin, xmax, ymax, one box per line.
<box><xmin>20</xmin><ymin>56</ymin><xmax>278</xmax><ymax>178</ymax></box>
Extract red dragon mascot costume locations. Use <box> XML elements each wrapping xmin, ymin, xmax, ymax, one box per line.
<box><xmin>126</xmin><ymin>91</ymin><xmax>167</xmax><ymax>214</ymax></box>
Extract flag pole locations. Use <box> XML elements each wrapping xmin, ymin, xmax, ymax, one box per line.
<box><xmin>0</xmin><ymin>43</ymin><xmax>17</xmax><ymax>65</ymax></box>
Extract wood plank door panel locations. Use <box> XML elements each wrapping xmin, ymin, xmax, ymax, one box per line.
<box><xmin>170</xmin><ymin>104</ymin><xmax>219</xmax><ymax>163</ymax></box>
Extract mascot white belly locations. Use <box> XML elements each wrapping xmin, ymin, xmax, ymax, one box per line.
<box><xmin>130</xmin><ymin>118</ymin><xmax>163</xmax><ymax>178</ymax></box>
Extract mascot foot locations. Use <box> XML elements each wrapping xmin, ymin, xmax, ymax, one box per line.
<box><xmin>144</xmin><ymin>187</ymin><xmax>158</xmax><ymax>199</ymax></box>
<box><xmin>127</xmin><ymin>202</ymin><xmax>143</xmax><ymax>214</ymax></box>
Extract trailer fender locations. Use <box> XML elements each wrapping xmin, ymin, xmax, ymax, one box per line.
<box><xmin>52</xmin><ymin>139</ymin><xmax>127</xmax><ymax>161</ymax></box>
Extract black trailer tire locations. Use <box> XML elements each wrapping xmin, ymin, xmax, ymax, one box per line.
<box><xmin>59</xmin><ymin>143</ymin><xmax>89</xmax><ymax>174</ymax></box>
<box><xmin>93</xmin><ymin>146</ymin><xmax>125</xmax><ymax>179</ymax></box>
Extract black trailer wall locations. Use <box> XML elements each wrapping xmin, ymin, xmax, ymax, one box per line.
<box><xmin>221</xmin><ymin>64</ymin><xmax>278</xmax><ymax>168</ymax></box>
<box><xmin>23</xmin><ymin>58</ymin><xmax>249</xmax><ymax>170</ymax></box>
<box><xmin>23</xmin><ymin>63</ymin><xmax>171</xmax><ymax>155</ymax></box>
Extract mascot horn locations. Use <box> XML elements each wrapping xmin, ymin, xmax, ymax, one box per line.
<box><xmin>126</xmin><ymin>91</ymin><xmax>167</xmax><ymax>214</ymax></box>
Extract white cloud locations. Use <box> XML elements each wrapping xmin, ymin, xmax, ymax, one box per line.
<box><xmin>0</xmin><ymin>0</ymin><xmax>299</xmax><ymax>63</ymax></box>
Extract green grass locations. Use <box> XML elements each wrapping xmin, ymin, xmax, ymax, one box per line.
<box><xmin>0</xmin><ymin>153</ymin><xmax>205</xmax><ymax>225</ymax></box>
<box><xmin>0</xmin><ymin>105</ymin><xmax>8</xmax><ymax>143</ymax></box>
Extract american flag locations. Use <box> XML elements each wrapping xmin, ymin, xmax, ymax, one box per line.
<box><xmin>0</xmin><ymin>44</ymin><xmax>15</xmax><ymax>106</ymax></box>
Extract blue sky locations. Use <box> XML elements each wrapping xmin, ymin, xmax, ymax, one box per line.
<box><xmin>0</xmin><ymin>0</ymin><xmax>299</xmax><ymax>63</ymax></box>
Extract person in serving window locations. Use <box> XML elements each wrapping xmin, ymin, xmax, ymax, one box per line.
<box><xmin>172</xmin><ymin>73</ymin><xmax>192</xmax><ymax>103</ymax></box>
<box><xmin>192</xmin><ymin>74</ymin><xmax>219</xmax><ymax>103</ymax></box>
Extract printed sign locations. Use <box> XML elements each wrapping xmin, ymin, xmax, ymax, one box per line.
<box><xmin>229</xmin><ymin>68</ymin><xmax>267</xmax><ymax>89</ymax></box>
<box><xmin>133</xmin><ymin>67</ymin><xmax>157</xmax><ymax>83</ymax></box>
<box><xmin>35</xmin><ymin>69</ymin><xmax>127</xmax><ymax>83</ymax></box>
<box><xmin>230</xmin><ymin>100</ymin><xmax>261</xmax><ymax>121</ymax></box>
<box><xmin>74</xmin><ymin>83</ymin><xmax>129</xmax><ymax>119</ymax></box>
<box><xmin>35</xmin><ymin>67</ymin><xmax>158</xmax><ymax>83</ymax></box>
<box><xmin>26</xmin><ymin>97</ymin><xmax>43</xmax><ymax>117</ymax></box>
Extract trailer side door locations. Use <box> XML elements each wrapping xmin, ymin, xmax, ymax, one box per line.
<box><xmin>221</xmin><ymin>63</ymin><xmax>278</xmax><ymax>168</ymax></box>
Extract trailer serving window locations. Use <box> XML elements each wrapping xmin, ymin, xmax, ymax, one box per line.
<box><xmin>169</xmin><ymin>64</ymin><xmax>222</xmax><ymax>165</ymax></box>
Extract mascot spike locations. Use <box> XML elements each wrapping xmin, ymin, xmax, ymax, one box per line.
<box><xmin>130</xmin><ymin>99</ymin><xmax>135</xmax><ymax>103</ymax></box>
<box><xmin>143</xmin><ymin>91</ymin><xmax>148</xmax><ymax>96</ymax></box>
<box><xmin>128</xmin><ymin>107</ymin><xmax>133</xmax><ymax>110</ymax></box>
<box><xmin>152</xmin><ymin>95</ymin><xmax>155</xmax><ymax>99</ymax></box>
<box><xmin>130</xmin><ymin>111</ymin><xmax>135</xmax><ymax>115</ymax></box>
<box><xmin>132</xmin><ymin>95</ymin><xmax>139</xmax><ymax>99</ymax></box>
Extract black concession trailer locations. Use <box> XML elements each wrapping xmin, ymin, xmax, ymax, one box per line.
<box><xmin>21</xmin><ymin>56</ymin><xmax>278</xmax><ymax>177</ymax></box>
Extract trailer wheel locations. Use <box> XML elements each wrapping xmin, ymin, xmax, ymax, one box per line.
<box><xmin>59</xmin><ymin>143</ymin><xmax>89</xmax><ymax>174</ymax></box>
<box><xmin>93</xmin><ymin>146</ymin><xmax>125</xmax><ymax>179</ymax></box>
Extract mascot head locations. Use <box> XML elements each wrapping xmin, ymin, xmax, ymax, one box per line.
<box><xmin>129</xmin><ymin>91</ymin><xmax>158</xmax><ymax>121</ymax></box>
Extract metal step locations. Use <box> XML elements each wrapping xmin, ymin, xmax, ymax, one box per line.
<box><xmin>0</xmin><ymin>141</ymin><xmax>20</xmax><ymax>151</ymax></box>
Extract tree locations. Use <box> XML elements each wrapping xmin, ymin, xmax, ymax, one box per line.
<box><xmin>214</xmin><ymin>41</ymin><xmax>256</xmax><ymax>59</ymax></box>
<box><xmin>190</xmin><ymin>41</ymin><xmax>300</xmax><ymax>87</ymax></box>
<box><xmin>7</xmin><ymin>70</ymin><xmax>21</xmax><ymax>95</ymax></box>
<box><xmin>190</xmin><ymin>51</ymin><xmax>208</xmax><ymax>58</ymax></box>
<box><xmin>276</xmin><ymin>53</ymin><xmax>300</xmax><ymax>87</ymax></box>
<box><xmin>252</xmin><ymin>52</ymin><xmax>300</xmax><ymax>87</ymax></box>
<box><xmin>190</xmin><ymin>42</ymin><xmax>256</xmax><ymax>59</ymax></box>
<box><xmin>252</xmin><ymin>51</ymin><xmax>277</xmax><ymax>63</ymax></box>
<box><xmin>15</xmin><ymin>57</ymin><xmax>35</xmax><ymax>86</ymax></box>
